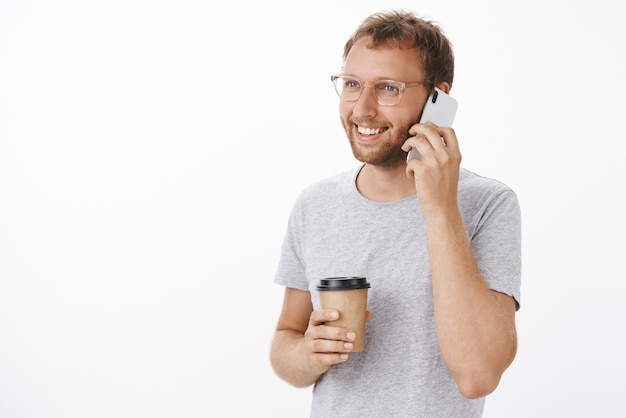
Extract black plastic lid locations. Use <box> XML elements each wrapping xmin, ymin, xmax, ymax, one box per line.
<box><xmin>316</xmin><ymin>277</ymin><xmax>370</xmax><ymax>291</ymax></box>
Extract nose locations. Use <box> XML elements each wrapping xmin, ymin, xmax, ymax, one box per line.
<box><xmin>352</xmin><ymin>86</ymin><xmax>378</xmax><ymax>118</ymax></box>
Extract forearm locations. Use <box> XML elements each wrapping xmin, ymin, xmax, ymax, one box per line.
<box><xmin>270</xmin><ymin>329</ymin><xmax>323</xmax><ymax>388</ymax></box>
<box><xmin>426</xmin><ymin>208</ymin><xmax>517</xmax><ymax>398</ymax></box>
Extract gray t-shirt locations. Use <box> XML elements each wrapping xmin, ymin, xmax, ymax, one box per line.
<box><xmin>274</xmin><ymin>165</ymin><xmax>521</xmax><ymax>418</ymax></box>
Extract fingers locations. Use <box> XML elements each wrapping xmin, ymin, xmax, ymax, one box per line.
<box><xmin>308</xmin><ymin>309</ymin><xmax>355</xmax><ymax>350</ymax></box>
<box><xmin>404</xmin><ymin>122</ymin><xmax>458</xmax><ymax>156</ymax></box>
<box><xmin>309</xmin><ymin>308</ymin><xmax>340</xmax><ymax>326</ymax></box>
<box><xmin>304</xmin><ymin>309</ymin><xmax>358</xmax><ymax>365</ymax></box>
<box><xmin>403</xmin><ymin>123</ymin><xmax>461</xmax><ymax>181</ymax></box>
<box><xmin>310</xmin><ymin>326</ymin><xmax>356</xmax><ymax>356</ymax></box>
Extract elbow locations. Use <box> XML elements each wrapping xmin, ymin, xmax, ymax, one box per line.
<box><xmin>453</xmin><ymin>354</ymin><xmax>515</xmax><ymax>399</ymax></box>
<box><xmin>455</xmin><ymin>371</ymin><xmax>502</xmax><ymax>399</ymax></box>
<box><xmin>456</xmin><ymin>339</ymin><xmax>517</xmax><ymax>399</ymax></box>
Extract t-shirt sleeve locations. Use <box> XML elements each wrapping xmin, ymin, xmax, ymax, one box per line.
<box><xmin>273</xmin><ymin>195</ymin><xmax>310</xmax><ymax>291</ymax></box>
<box><xmin>470</xmin><ymin>188</ymin><xmax>522</xmax><ymax>310</ymax></box>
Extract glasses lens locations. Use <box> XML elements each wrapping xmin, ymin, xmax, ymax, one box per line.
<box><xmin>333</xmin><ymin>76</ymin><xmax>361</xmax><ymax>101</ymax></box>
<box><xmin>332</xmin><ymin>76</ymin><xmax>404</xmax><ymax>105</ymax></box>
<box><xmin>373</xmin><ymin>81</ymin><xmax>402</xmax><ymax>105</ymax></box>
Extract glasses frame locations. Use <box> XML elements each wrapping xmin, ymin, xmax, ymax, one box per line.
<box><xmin>330</xmin><ymin>74</ymin><xmax>428</xmax><ymax>106</ymax></box>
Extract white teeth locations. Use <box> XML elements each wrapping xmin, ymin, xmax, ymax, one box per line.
<box><xmin>358</xmin><ymin>126</ymin><xmax>382</xmax><ymax>135</ymax></box>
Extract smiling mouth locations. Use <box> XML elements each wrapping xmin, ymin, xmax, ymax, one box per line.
<box><xmin>357</xmin><ymin>125</ymin><xmax>388</xmax><ymax>135</ymax></box>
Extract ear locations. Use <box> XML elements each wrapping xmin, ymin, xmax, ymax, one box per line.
<box><xmin>435</xmin><ymin>82</ymin><xmax>451</xmax><ymax>94</ymax></box>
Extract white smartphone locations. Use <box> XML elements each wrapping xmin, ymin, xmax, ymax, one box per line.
<box><xmin>406</xmin><ymin>87</ymin><xmax>458</xmax><ymax>161</ymax></box>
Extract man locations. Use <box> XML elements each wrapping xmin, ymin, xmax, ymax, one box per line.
<box><xmin>270</xmin><ymin>9</ymin><xmax>521</xmax><ymax>417</ymax></box>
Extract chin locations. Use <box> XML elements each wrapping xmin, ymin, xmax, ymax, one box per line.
<box><xmin>346</xmin><ymin>127</ymin><xmax>408</xmax><ymax>167</ymax></box>
<box><xmin>350</xmin><ymin>145</ymin><xmax>406</xmax><ymax>168</ymax></box>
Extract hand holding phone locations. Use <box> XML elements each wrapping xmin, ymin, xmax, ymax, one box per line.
<box><xmin>406</xmin><ymin>87</ymin><xmax>458</xmax><ymax>161</ymax></box>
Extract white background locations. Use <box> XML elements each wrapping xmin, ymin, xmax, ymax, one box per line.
<box><xmin>1</xmin><ymin>0</ymin><xmax>625</xmax><ymax>416</ymax></box>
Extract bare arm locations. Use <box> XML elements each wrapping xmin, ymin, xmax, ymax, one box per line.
<box><xmin>427</xmin><ymin>209</ymin><xmax>517</xmax><ymax>399</ymax></box>
<box><xmin>403</xmin><ymin>122</ymin><xmax>517</xmax><ymax>399</ymax></box>
<box><xmin>270</xmin><ymin>287</ymin><xmax>357</xmax><ymax>387</ymax></box>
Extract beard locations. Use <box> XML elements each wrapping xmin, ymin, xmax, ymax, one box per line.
<box><xmin>342</xmin><ymin>115</ymin><xmax>419</xmax><ymax>168</ymax></box>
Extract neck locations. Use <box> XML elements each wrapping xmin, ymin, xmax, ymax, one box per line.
<box><xmin>355</xmin><ymin>163</ymin><xmax>416</xmax><ymax>202</ymax></box>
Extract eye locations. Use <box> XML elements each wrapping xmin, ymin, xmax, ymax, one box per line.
<box><xmin>376</xmin><ymin>81</ymin><xmax>401</xmax><ymax>96</ymax></box>
<box><xmin>344</xmin><ymin>78</ymin><xmax>361</xmax><ymax>90</ymax></box>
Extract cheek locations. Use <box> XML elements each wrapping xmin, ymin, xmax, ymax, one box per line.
<box><xmin>388</xmin><ymin>110</ymin><xmax>421</xmax><ymax>141</ymax></box>
<box><xmin>395</xmin><ymin>108</ymin><xmax>421</xmax><ymax>129</ymax></box>
<box><xmin>398</xmin><ymin>103</ymin><xmax>420</xmax><ymax>120</ymax></box>
<box><xmin>339</xmin><ymin>101</ymin><xmax>352</xmax><ymax>120</ymax></box>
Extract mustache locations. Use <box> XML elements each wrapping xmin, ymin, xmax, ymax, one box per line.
<box><xmin>348</xmin><ymin>117</ymin><xmax>390</xmax><ymax>127</ymax></box>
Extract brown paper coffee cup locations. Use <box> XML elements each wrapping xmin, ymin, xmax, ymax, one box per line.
<box><xmin>317</xmin><ymin>277</ymin><xmax>370</xmax><ymax>352</ymax></box>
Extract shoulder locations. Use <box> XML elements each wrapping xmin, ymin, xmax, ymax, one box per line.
<box><xmin>284</xmin><ymin>166</ymin><xmax>361</xmax><ymax>224</ymax></box>
<box><xmin>458</xmin><ymin>168</ymin><xmax>517</xmax><ymax>201</ymax></box>
<box><xmin>296</xmin><ymin>166</ymin><xmax>360</xmax><ymax>205</ymax></box>
<box><xmin>458</xmin><ymin>168</ymin><xmax>520</xmax><ymax>219</ymax></box>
